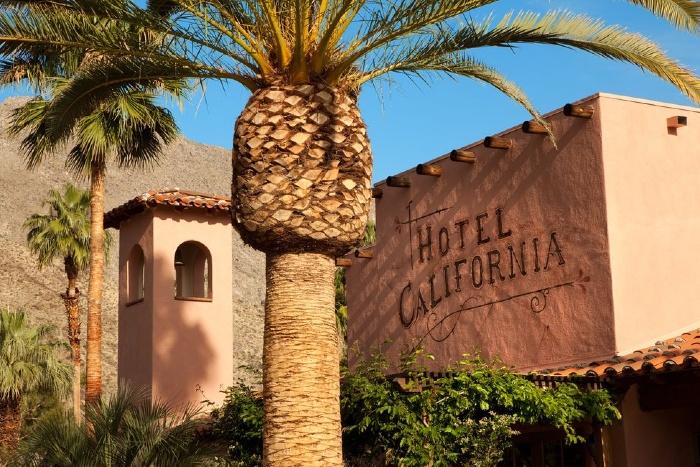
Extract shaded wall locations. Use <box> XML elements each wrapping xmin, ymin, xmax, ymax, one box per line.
<box><xmin>151</xmin><ymin>207</ymin><xmax>233</xmax><ymax>407</ymax></box>
<box><xmin>611</xmin><ymin>383</ymin><xmax>700</xmax><ymax>467</ymax></box>
<box><xmin>118</xmin><ymin>207</ymin><xmax>234</xmax><ymax>407</ymax></box>
<box><xmin>118</xmin><ymin>210</ymin><xmax>154</xmax><ymax>391</ymax></box>
<box><xmin>347</xmin><ymin>95</ymin><xmax>616</xmax><ymax>372</ymax></box>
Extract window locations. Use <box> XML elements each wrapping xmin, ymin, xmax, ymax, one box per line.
<box><xmin>174</xmin><ymin>241</ymin><xmax>212</xmax><ymax>300</ymax></box>
<box><xmin>126</xmin><ymin>244</ymin><xmax>145</xmax><ymax>304</ymax></box>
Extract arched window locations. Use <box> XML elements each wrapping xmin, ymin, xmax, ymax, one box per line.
<box><xmin>174</xmin><ymin>241</ymin><xmax>212</xmax><ymax>300</ymax></box>
<box><xmin>126</xmin><ymin>244</ymin><xmax>145</xmax><ymax>304</ymax></box>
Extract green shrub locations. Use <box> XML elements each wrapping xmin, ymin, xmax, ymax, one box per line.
<box><xmin>16</xmin><ymin>385</ymin><xmax>209</xmax><ymax>466</ymax></box>
<box><xmin>341</xmin><ymin>351</ymin><xmax>619</xmax><ymax>466</ymax></box>
<box><xmin>209</xmin><ymin>351</ymin><xmax>620</xmax><ymax>466</ymax></box>
<box><xmin>209</xmin><ymin>383</ymin><xmax>264</xmax><ymax>466</ymax></box>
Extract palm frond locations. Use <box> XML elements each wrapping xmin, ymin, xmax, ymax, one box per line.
<box><xmin>24</xmin><ymin>183</ymin><xmax>91</xmax><ymax>272</ymax></box>
<box><xmin>9</xmin><ymin>94</ymin><xmax>66</xmax><ymax>169</ymax></box>
<box><xmin>34</xmin><ymin>56</ymin><xmax>245</xmax><ymax>155</ymax></box>
<box><xmin>16</xmin><ymin>384</ymin><xmax>209</xmax><ymax>466</ymax></box>
<box><xmin>67</xmin><ymin>91</ymin><xmax>179</xmax><ymax>172</ymax></box>
<box><xmin>362</xmin><ymin>53</ymin><xmax>549</xmax><ymax>136</ymax></box>
<box><xmin>0</xmin><ymin>308</ymin><xmax>71</xmax><ymax>401</ymax></box>
<box><xmin>356</xmin><ymin>11</ymin><xmax>700</xmax><ymax>104</ymax></box>
<box><xmin>626</xmin><ymin>0</ymin><xmax>700</xmax><ymax>30</ymax></box>
<box><xmin>328</xmin><ymin>0</ymin><xmax>497</xmax><ymax>75</ymax></box>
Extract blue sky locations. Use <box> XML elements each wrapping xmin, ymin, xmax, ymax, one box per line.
<box><xmin>4</xmin><ymin>1</ymin><xmax>699</xmax><ymax>182</ymax></box>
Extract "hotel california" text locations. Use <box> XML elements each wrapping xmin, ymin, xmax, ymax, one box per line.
<box><xmin>398</xmin><ymin>208</ymin><xmax>566</xmax><ymax>328</ymax></box>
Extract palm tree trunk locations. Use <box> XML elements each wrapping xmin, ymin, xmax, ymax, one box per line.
<box><xmin>263</xmin><ymin>252</ymin><xmax>341</xmax><ymax>466</ymax></box>
<box><xmin>63</xmin><ymin>258</ymin><xmax>81</xmax><ymax>419</ymax></box>
<box><xmin>85</xmin><ymin>164</ymin><xmax>106</xmax><ymax>404</ymax></box>
<box><xmin>0</xmin><ymin>397</ymin><xmax>21</xmax><ymax>450</ymax></box>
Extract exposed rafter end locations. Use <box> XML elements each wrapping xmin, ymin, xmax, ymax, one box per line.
<box><xmin>564</xmin><ymin>103</ymin><xmax>594</xmax><ymax>119</ymax></box>
<box><xmin>336</xmin><ymin>257</ymin><xmax>352</xmax><ymax>267</ymax></box>
<box><xmin>667</xmin><ymin>115</ymin><xmax>687</xmax><ymax>129</ymax></box>
<box><xmin>372</xmin><ymin>187</ymin><xmax>383</xmax><ymax>199</ymax></box>
<box><xmin>386</xmin><ymin>175</ymin><xmax>411</xmax><ymax>188</ymax></box>
<box><xmin>450</xmin><ymin>149</ymin><xmax>476</xmax><ymax>163</ymax></box>
<box><xmin>416</xmin><ymin>163</ymin><xmax>442</xmax><ymax>177</ymax></box>
<box><xmin>484</xmin><ymin>136</ymin><xmax>512</xmax><ymax>150</ymax></box>
<box><xmin>355</xmin><ymin>248</ymin><xmax>373</xmax><ymax>259</ymax></box>
<box><xmin>522</xmin><ymin>120</ymin><xmax>549</xmax><ymax>135</ymax></box>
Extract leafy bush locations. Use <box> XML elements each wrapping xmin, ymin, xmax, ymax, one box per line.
<box><xmin>341</xmin><ymin>351</ymin><xmax>619</xmax><ymax>466</ymax></box>
<box><xmin>208</xmin><ymin>383</ymin><xmax>264</xmax><ymax>466</ymax></box>
<box><xmin>209</xmin><ymin>350</ymin><xmax>619</xmax><ymax>467</ymax></box>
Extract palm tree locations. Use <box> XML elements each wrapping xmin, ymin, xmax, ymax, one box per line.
<box><xmin>12</xmin><ymin>89</ymin><xmax>179</xmax><ymax>406</ymax></box>
<box><xmin>0</xmin><ymin>2</ymin><xmax>183</xmax><ymax>403</ymax></box>
<box><xmin>24</xmin><ymin>184</ymin><xmax>91</xmax><ymax>420</ymax></box>
<box><xmin>0</xmin><ymin>308</ymin><xmax>71</xmax><ymax>450</ymax></box>
<box><xmin>15</xmin><ymin>385</ymin><xmax>209</xmax><ymax>466</ymax></box>
<box><xmin>0</xmin><ymin>1</ymin><xmax>699</xmax><ymax>463</ymax></box>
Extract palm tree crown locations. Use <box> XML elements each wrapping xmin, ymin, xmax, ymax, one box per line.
<box><xmin>24</xmin><ymin>183</ymin><xmax>90</xmax><ymax>274</ymax></box>
<box><xmin>0</xmin><ymin>308</ymin><xmax>70</xmax><ymax>402</ymax></box>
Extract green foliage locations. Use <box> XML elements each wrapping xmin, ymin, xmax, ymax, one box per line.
<box><xmin>363</xmin><ymin>221</ymin><xmax>376</xmax><ymax>246</ymax></box>
<box><xmin>0</xmin><ymin>308</ymin><xmax>71</xmax><ymax>402</ymax></box>
<box><xmin>335</xmin><ymin>268</ymin><xmax>348</xmax><ymax>341</ymax></box>
<box><xmin>208</xmin><ymin>383</ymin><xmax>263</xmax><ymax>467</ymax></box>
<box><xmin>24</xmin><ymin>183</ymin><xmax>91</xmax><ymax>273</ymax></box>
<box><xmin>207</xmin><ymin>350</ymin><xmax>619</xmax><ymax>467</ymax></box>
<box><xmin>341</xmin><ymin>352</ymin><xmax>619</xmax><ymax>466</ymax></box>
<box><xmin>16</xmin><ymin>385</ymin><xmax>210</xmax><ymax>466</ymax></box>
<box><xmin>10</xmin><ymin>83</ymin><xmax>180</xmax><ymax>177</ymax></box>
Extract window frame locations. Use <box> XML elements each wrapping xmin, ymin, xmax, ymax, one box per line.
<box><xmin>125</xmin><ymin>243</ymin><xmax>146</xmax><ymax>306</ymax></box>
<box><xmin>174</xmin><ymin>240</ymin><xmax>213</xmax><ymax>301</ymax></box>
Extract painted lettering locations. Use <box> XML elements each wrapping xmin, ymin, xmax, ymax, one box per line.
<box><xmin>496</xmin><ymin>208</ymin><xmax>512</xmax><ymax>239</ymax></box>
<box><xmin>487</xmin><ymin>250</ymin><xmax>505</xmax><ymax>284</ymax></box>
<box><xmin>418</xmin><ymin>225</ymin><xmax>432</xmax><ymax>263</ymax></box>
<box><xmin>476</xmin><ymin>212</ymin><xmax>490</xmax><ymax>245</ymax></box>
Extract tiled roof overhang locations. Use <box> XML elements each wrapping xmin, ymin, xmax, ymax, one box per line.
<box><xmin>104</xmin><ymin>189</ymin><xmax>231</xmax><ymax>229</ymax></box>
<box><xmin>532</xmin><ymin>330</ymin><xmax>700</xmax><ymax>380</ymax></box>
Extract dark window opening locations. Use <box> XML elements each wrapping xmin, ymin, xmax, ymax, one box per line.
<box><xmin>126</xmin><ymin>244</ymin><xmax>145</xmax><ymax>304</ymax></box>
<box><xmin>174</xmin><ymin>241</ymin><xmax>212</xmax><ymax>300</ymax></box>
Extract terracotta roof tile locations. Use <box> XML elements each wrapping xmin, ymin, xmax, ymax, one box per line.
<box><xmin>104</xmin><ymin>189</ymin><xmax>231</xmax><ymax>229</ymax></box>
<box><xmin>533</xmin><ymin>330</ymin><xmax>700</xmax><ymax>379</ymax></box>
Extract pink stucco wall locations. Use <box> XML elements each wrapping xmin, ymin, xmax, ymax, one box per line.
<box><xmin>347</xmin><ymin>94</ymin><xmax>617</xmax><ymax>372</ymax></box>
<box><xmin>118</xmin><ymin>210</ymin><xmax>154</xmax><ymax>390</ymax></box>
<box><xmin>609</xmin><ymin>383</ymin><xmax>700</xmax><ymax>467</ymax></box>
<box><xmin>346</xmin><ymin>93</ymin><xmax>700</xmax><ymax>373</ymax></box>
<box><xmin>599</xmin><ymin>95</ymin><xmax>700</xmax><ymax>355</ymax></box>
<box><xmin>118</xmin><ymin>206</ymin><xmax>233</xmax><ymax>407</ymax></box>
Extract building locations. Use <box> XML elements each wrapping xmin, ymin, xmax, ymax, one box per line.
<box><xmin>105</xmin><ymin>189</ymin><xmax>236</xmax><ymax>407</ymax></box>
<box><xmin>345</xmin><ymin>94</ymin><xmax>700</xmax><ymax>466</ymax></box>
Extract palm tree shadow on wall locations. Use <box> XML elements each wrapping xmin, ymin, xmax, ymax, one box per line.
<box><xmin>148</xmin><ymin>250</ymin><xmax>218</xmax><ymax>409</ymax></box>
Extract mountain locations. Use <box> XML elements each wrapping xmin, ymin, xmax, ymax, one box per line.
<box><xmin>0</xmin><ymin>96</ymin><xmax>265</xmax><ymax>393</ymax></box>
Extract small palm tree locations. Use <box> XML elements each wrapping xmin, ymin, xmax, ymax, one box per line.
<box><xmin>1</xmin><ymin>1</ymin><xmax>699</xmax><ymax>463</ymax></box>
<box><xmin>15</xmin><ymin>385</ymin><xmax>209</xmax><ymax>466</ymax></box>
<box><xmin>24</xmin><ymin>183</ymin><xmax>91</xmax><ymax>421</ymax></box>
<box><xmin>0</xmin><ymin>308</ymin><xmax>71</xmax><ymax>450</ymax></box>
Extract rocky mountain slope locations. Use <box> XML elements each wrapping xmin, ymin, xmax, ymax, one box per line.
<box><xmin>0</xmin><ymin>96</ymin><xmax>266</xmax><ymax>393</ymax></box>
